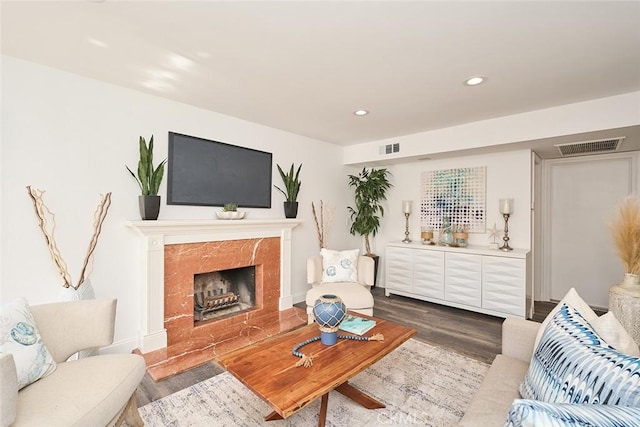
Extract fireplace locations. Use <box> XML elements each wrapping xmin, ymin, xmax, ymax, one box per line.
<box><xmin>163</xmin><ymin>237</ymin><xmax>278</xmax><ymax>348</ymax></box>
<box><xmin>127</xmin><ymin>219</ymin><xmax>306</xmax><ymax>380</ymax></box>
<box><xmin>193</xmin><ymin>266</ymin><xmax>256</xmax><ymax>323</ymax></box>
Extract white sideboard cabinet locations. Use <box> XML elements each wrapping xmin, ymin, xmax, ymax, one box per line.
<box><xmin>385</xmin><ymin>242</ymin><xmax>532</xmax><ymax>319</ymax></box>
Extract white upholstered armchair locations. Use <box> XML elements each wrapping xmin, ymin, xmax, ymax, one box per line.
<box><xmin>0</xmin><ymin>299</ymin><xmax>146</xmax><ymax>427</ymax></box>
<box><xmin>305</xmin><ymin>254</ymin><xmax>375</xmax><ymax>324</ymax></box>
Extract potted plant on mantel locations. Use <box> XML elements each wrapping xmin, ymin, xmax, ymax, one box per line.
<box><xmin>347</xmin><ymin>167</ymin><xmax>393</xmax><ymax>286</ymax></box>
<box><xmin>274</xmin><ymin>163</ymin><xmax>302</xmax><ymax>218</ymax></box>
<box><xmin>126</xmin><ymin>135</ymin><xmax>167</xmax><ymax>220</ymax></box>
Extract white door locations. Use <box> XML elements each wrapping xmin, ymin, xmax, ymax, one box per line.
<box><xmin>543</xmin><ymin>153</ymin><xmax>636</xmax><ymax>308</ymax></box>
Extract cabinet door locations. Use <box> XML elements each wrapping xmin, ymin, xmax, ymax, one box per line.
<box><xmin>412</xmin><ymin>250</ymin><xmax>444</xmax><ymax>299</ymax></box>
<box><xmin>385</xmin><ymin>247</ymin><xmax>413</xmax><ymax>293</ymax></box>
<box><xmin>482</xmin><ymin>256</ymin><xmax>525</xmax><ymax>317</ymax></box>
<box><xmin>445</xmin><ymin>253</ymin><xmax>482</xmax><ymax>307</ymax></box>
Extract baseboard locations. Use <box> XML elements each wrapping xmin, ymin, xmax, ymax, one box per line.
<box><xmin>292</xmin><ymin>291</ymin><xmax>307</xmax><ymax>305</ymax></box>
<box><xmin>99</xmin><ymin>336</ymin><xmax>140</xmax><ymax>355</ymax></box>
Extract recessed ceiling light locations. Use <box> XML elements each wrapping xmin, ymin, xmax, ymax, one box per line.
<box><xmin>354</xmin><ymin>110</ymin><xmax>369</xmax><ymax>116</ymax></box>
<box><xmin>465</xmin><ymin>76</ymin><xmax>486</xmax><ymax>86</ymax></box>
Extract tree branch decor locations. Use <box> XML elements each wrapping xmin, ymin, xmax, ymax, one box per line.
<box><xmin>26</xmin><ymin>186</ymin><xmax>112</xmax><ymax>289</ymax></box>
<box><xmin>311</xmin><ymin>200</ymin><xmax>334</xmax><ymax>250</ymax></box>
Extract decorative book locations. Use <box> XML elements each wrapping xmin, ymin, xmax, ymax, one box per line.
<box><xmin>339</xmin><ymin>314</ymin><xmax>376</xmax><ymax>335</ymax></box>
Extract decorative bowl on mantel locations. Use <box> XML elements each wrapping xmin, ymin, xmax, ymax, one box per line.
<box><xmin>216</xmin><ymin>211</ymin><xmax>247</xmax><ymax>220</ymax></box>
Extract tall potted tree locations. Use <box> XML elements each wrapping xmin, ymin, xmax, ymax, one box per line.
<box><xmin>274</xmin><ymin>163</ymin><xmax>302</xmax><ymax>218</ymax></box>
<box><xmin>126</xmin><ymin>135</ymin><xmax>167</xmax><ymax>220</ymax></box>
<box><xmin>348</xmin><ymin>167</ymin><xmax>393</xmax><ymax>285</ymax></box>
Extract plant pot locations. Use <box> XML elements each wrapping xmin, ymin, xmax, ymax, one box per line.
<box><xmin>367</xmin><ymin>254</ymin><xmax>380</xmax><ymax>288</ymax></box>
<box><xmin>283</xmin><ymin>201</ymin><xmax>299</xmax><ymax>219</ymax></box>
<box><xmin>58</xmin><ymin>279</ymin><xmax>95</xmax><ymax>302</ymax></box>
<box><xmin>139</xmin><ymin>195</ymin><xmax>161</xmax><ymax>220</ymax></box>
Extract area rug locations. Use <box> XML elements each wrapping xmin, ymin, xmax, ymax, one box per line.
<box><xmin>138</xmin><ymin>338</ymin><xmax>489</xmax><ymax>427</ymax></box>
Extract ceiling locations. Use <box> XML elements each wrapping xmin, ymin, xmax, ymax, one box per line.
<box><xmin>2</xmin><ymin>1</ymin><xmax>640</xmax><ymax>156</ymax></box>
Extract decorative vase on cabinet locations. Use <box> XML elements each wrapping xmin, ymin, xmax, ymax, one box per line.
<box><xmin>439</xmin><ymin>217</ymin><xmax>454</xmax><ymax>246</ymax></box>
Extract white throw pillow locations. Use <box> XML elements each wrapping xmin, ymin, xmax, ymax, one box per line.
<box><xmin>534</xmin><ymin>287</ymin><xmax>639</xmax><ymax>356</ymax></box>
<box><xmin>0</xmin><ymin>298</ymin><xmax>56</xmax><ymax>389</ymax></box>
<box><xmin>594</xmin><ymin>311</ymin><xmax>640</xmax><ymax>357</ymax></box>
<box><xmin>321</xmin><ymin>248</ymin><xmax>359</xmax><ymax>283</ymax></box>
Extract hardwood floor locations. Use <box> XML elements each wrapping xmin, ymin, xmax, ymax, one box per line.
<box><xmin>372</xmin><ymin>288</ymin><xmax>502</xmax><ymax>364</ymax></box>
<box><xmin>136</xmin><ymin>287</ymin><xmax>560</xmax><ymax>407</ymax></box>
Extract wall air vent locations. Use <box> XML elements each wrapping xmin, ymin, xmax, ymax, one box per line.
<box><xmin>555</xmin><ymin>137</ymin><xmax>625</xmax><ymax>157</ymax></box>
<box><xmin>379</xmin><ymin>143</ymin><xmax>401</xmax><ymax>155</ymax></box>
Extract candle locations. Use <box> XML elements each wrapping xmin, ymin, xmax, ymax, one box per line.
<box><xmin>420</xmin><ymin>228</ymin><xmax>433</xmax><ymax>239</ymax></box>
<box><xmin>402</xmin><ymin>200</ymin><xmax>412</xmax><ymax>214</ymax></box>
<box><xmin>499</xmin><ymin>198</ymin><xmax>514</xmax><ymax>215</ymax></box>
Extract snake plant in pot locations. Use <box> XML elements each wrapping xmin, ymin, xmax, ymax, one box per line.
<box><xmin>126</xmin><ymin>135</ymin><xmax>167</xmax><ymax>220</ymax></box>
<box><xmin>274</xmin><ymin>163</ymin><xmax>302</xmax><ymax>218</ymax></box>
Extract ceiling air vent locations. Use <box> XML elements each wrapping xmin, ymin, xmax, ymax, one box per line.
<box><xmin>555</xmin><ymin>137</ymin><xmax>625</xmax><ymax>157</ymax></box>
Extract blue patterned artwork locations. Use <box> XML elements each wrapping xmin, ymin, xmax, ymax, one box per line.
<box><xmin>420</xmin><ymin>166</ymin><xmax>486</xmax><ymax>233</ymax></box>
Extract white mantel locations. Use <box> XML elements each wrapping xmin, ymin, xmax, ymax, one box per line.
<box><xmin>126</xmin><ymin>219</ymin><xmax>302</xmax><ymax>353</ymax></box>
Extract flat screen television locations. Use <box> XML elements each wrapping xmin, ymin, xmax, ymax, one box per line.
<box><xmin>167</xmin><ymin>132</ymin><xmax>272</xmax><ymax>208</ymax></box>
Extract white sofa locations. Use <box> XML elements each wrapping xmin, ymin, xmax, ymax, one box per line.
<box><xmin>0</xmin><ymin>299</ymin><xmax>147</xmax><ymax>427</ymax></box>
<box><xmin>305</xmin><ymin>254</ymin><xmax>375</xmax><ymax>323</ymax></box>
<box><xmin>459</xmin><ymin>316</ymin><xmax>540</xmax><ymax>426</ymax></box>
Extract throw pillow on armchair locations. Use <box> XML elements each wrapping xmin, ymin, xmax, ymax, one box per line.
<box><xmin>320</xmin><ymin>248</ymin><xmax>359</xmax><ymax>283</ymax></box>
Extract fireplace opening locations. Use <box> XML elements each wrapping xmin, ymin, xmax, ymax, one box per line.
<box><xmin>193</xmin><ymin>266</ymin><xmax>256</xmax><ymax>324</ymax></box>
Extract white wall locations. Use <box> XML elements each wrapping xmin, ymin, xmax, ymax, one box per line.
<box><xmin>343</xmin><ymin>91</ymin><xmax>640</xmax><ymax>165</ymax></box>
<box><xmin>0</xmin><ymin>56</ymin><xmax>360</xmax><ymax>351</ymax></box>
<box><xmin>373</xmin><ymin>149</ymin><xmax>532</xmax><ymax>287</ymax></box>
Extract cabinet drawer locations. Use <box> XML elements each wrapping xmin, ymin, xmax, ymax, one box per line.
<box><xmin>445</xmin><ymin>253</ymin><xmax>482</xmax><ymax>307</ymax></box>
<box><xmin>413</xmin><ymin>250</ymin><xmax>444</xmax><ymax>299</ymax></box>
<box><xmin>385</xmin><ymin>247</ymin><xmax>413</xmax><ymax>292</ymax></box>
<box><xmin>482</xmin><ymin>257</ymin><xmax>525</xmax><ymax>316</ymax></box>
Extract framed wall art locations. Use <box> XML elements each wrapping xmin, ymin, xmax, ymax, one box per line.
<box><xmin>420</xmin><ymin>166</ymin><xmax>486</xmax><ymax>233</ymax></box>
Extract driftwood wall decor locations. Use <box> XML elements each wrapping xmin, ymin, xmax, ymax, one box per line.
<box><xmin>26</xmin><ymin>186</ymin><xmax>112</xmax><ymax>290</ymax></box>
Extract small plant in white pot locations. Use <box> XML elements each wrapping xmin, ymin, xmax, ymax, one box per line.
<box><xmin>216</xmin><ymin>202</ymin><xmax>247</xmax><ymax>219</ymax></box>
<box><xmin>126</xmin><ymin>135</ymin><xmax>166</xmax><ymax>220</ymax></box>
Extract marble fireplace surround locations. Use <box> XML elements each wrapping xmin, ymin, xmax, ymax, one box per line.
<box><xmin>126</xmin><ymin>219</ymin><xmax>303</xmax><ymax>357</ymax></box>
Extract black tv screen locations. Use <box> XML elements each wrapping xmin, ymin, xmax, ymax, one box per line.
<box><xmin>167</xmin><ymin>132</ymin><xmax>272</xmax><ymax>208</ymax></box>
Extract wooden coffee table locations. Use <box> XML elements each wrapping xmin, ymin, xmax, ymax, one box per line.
<box><xmin>218</xmin><ymin>315</ymin><xmax>416</xmax><ymax>427</ymax></box>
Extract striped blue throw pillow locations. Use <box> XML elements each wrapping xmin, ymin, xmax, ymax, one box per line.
<box><xmin>506</xmin><ymin>399</ymin><xmax>640</xmax><ymax>427</ymax></box>
<box><xmin>519</xmin><ymin>303</ymin><xmax>640</xmax><ymax>405</ymax></box>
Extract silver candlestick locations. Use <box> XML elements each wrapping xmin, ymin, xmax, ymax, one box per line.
<box><xmin>498</xmin><ymin>198</ymin><xmax>514</xmax><ymax>251</ymax></box>
<box><xmin>402</xmin><ymin>213</ymin><xmax>411</xmax><ymax>243</ymax></box>
<box><xmin>499</xmin><ymin>213</ymin><xmax>513</xmax><ymax>251</ymax></box>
